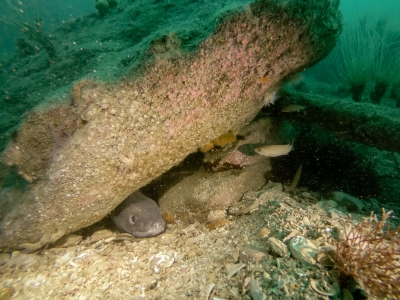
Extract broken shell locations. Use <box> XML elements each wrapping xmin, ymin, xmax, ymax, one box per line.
<box><xmin>316</xmin><ymin>251</ymin><xmax>335</xmax><ymax>267</ymax></box>
<box><xmin>148</xmin><ymin>252</ymin><xmax>175</xmax><ymax>273</ymax></box>
<box><xmin>229</xmin><ymin>247</ymin><xmax>240</xmax><ymax>263</ymax></box>
<box><xmin>266</xmin><ymin>237</ymin><xmax>289</xmax><ymax>257</ymax></box>
<box><xmin>247</xmin><ymin>278</ymin><xmax>267</xmax><ymax>300</ymax></box>
<box><xmin>229</xmin><ymin>198</ymin><xmax>259</xmax><ymax>216</ymax></box>
<box><xmin>286</xmin><ymin>215</ymin><xmax>296</xmax><ymax>222</ymax></box>
<box><xmin>0</xmin><ymin>287</ymin><xmax>14</xmax><ymax>300</ymax></box>
<box><xmin>317</xmin><ymin>245</ymin><xmax>336</xmax><ymax>267</ymax></box>
<box><xmin>206</xmin><ymin>218</ymin><xmax>228</xmax><ymax>230</ymax></box>
<box><xmin>204</xmin><ymin>283</ymin><xmax>215</xmax><ymax>300</ymax></box>
<box><xmin>239</xmin><ymin>247</ymin><xmax>268</xmax><ymax>264</ymax></box>
<box><xmin>282</xmin><ymin>230</ymin><xmax>301</xmax><ymax>243</ymax></box>
<box><xmin>139</xmin><ymin>276</ymin><xmax>158</xmax><ymax>291</ymax></box>
<box><xmin>52</xmin><ymin>234</ymin><xmax>82</xmax><ymax>248</ymax></box>
<box><xmin>310</xmin><ymin>279</ymin><xmax>336</xmax><ymax>296</ymax></box>
<box><xmin>330</xmin><ymin>211</ymin><xmax>340</xmax><ymax>220</ymax></box>
<box><xmin>289</xmin><ymin>236</ymin><xmax>318</xmax><ymax>264</ymax></box>
<box><xmin>226</xmin><ymin>263</ymin><xmax>246</xmax><ymax>277</ymax></box>
<box><xmin>160</xmin><ymin>233</ymin><xmax>175</xmax><ymax>245</ymax></box>
<box><xmin>186</xmin><ymin>234</ymin><xmax>203</xmax><ymax>245</ymax></box>
<box><xmin>9</xmin><ymin>253</ymin><xmax>42</xmax><ymax>268</ymax></box>
<box><xmin>85</xmin><ymin>229</ymin><xmax>115</xmax><ymax>244</ymax></box>
<box><xmin>310</xmin><ymin>214</ymin><xmax>320</xmax><ymax>222</ymax></box>
<box><xmin>207</xmin><ymin>210</ymin><xmax>227</xmax><ymax>222</ymax></box>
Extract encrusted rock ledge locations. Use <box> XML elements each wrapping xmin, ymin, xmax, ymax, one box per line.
<box><xmin>0</xmin><ymin>0</ymin><xmax>341</xmax><ymax>251</ymax></box>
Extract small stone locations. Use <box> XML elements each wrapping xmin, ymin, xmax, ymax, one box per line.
<box><xmin>325</xmin><ymin>200</ymin><xmax>338</xmax><ymax>208</ymax></box>
<box><xmin>10</xmin><ymin>253</ymin><xmax>42</xmax><ymax>268</ymax></box>
<box><xmin>139</xmin><ymin>276</ymin><xmax>158</xmax><ymax>291</ymax></box>
<box><xmin>199</xmin><ymin>141</ymin><xmax>214</xmax><ymax>153</ymax></box>
<box><xmin>239</xmin><ymin>247</ymin><xmax>268</xmax><ymax>264</ymax></box>
<box><xmin>213</xmin><ymin>132</ymin><xmax>236</xmax><ymax>147</ymax></box>
<box><xmin>206</xmin><ymin>218</ymin><xmax>228</xmax><ymax>230</ymax></box>
<box><xmin>317</xmin><ymin>200</ymin><xmax>337</xmax><ymax>209</ymax></box>
<box><xmin>342</xmin><ymin>288</ymin><xmax>354</xmax><ymax>300</ymax></box>
<box><xmin>310</xmin><ymin>214</ymin><xmax>320</xmax><ymax>222</ymax></box>
<box><xmin>332</xmin><ymin>191</ymin><xmax>365</xmax><ymax>213</ymax></box>
<box><xmin>160</xmin><ymin>233</ymin><xmax>175</xmax><ymax>245</ymax></box>
<box><xmin>266</xmin><ymin>182</ymin><xmax>283</xmax><ymax>192</ymax></box>
<box><xmin>231</xmin><ymin>247</ymin><xmax>240</xmax><ymax>263</ymax></box>
<box><xmin>289</xmin><ymin>236</ymin><xmax>318</xmax><ymax>264</ymax></box>
<box><xmin>266</xmin><ymin>237</ymin><xmax>289</xmax><ymax>257</ymax></box>
<box><xmin>302</xmin><ymin>216</ymin><xmax>311</xmax><ymax>226</ymax></box>
<box><xmin>186</xmin><ymin>234</ymin><xmax>203</xmax><ymax>245</ymax></box>
<box><xmin>301</xmin><ymin>192</ymin><xmax>318</xmax><ymax>201</ymax></box>
<box><xmin>286</xmin><ymin>215</ymin><xmax>296</xmax><ymax>222</ymax></box>
<box><xmin>162</xmin><ymin>212</ymin><xmax>177</xmax><ymax>224</ymax></box>
<box><xmin>0</xmin><ymin>287</ymin><xmax>14</xmax><ymax>300</ymax></box>
<box><xmin>207</xmin><ymin>210</ymin><xmax>227</xmax><ymax>222</ymax></box>
<box><xmin>229</xmin><ymin>198</ymin><xmax>259</xmax><ymax>216</ymax></box>
<box><xmin>329</xmin><ymin>211</ymin><xmax>340</xmax><ymax>219</ymax></box>
<box><xmin>0</xmin><ymin>253</ymin><xmax>11</xmax><ymax>266</ymax></box>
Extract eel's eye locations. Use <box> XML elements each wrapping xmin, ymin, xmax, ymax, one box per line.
<box><xmin>130</xmin><ymin>215</ymin><xmax>135</xmax><ymax>224</ymax></box>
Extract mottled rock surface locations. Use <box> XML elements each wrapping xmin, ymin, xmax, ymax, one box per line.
<box><xmin>159</xmin><ymin>161</ymin><xmax>269</xmax><ymax>215</ymax></box>
<box><xmin>157</xmin><ymin>118</ymin><xmax>272</xmax><ymax>218</ymax></box>
<box><xmin>0</xmin><ymin>0</ymin><xmax>341</xmax><ymax>250</ymax></box>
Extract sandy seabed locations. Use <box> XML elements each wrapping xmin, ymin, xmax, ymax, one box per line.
<box><xmin>0</xmin><ymin>182</ymin><xmax>361</xmax><ymax>300</ymax></box>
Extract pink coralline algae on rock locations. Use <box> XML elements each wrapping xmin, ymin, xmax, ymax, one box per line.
<box><xmin>0</xmin><ymin>0</ymin><xmax>341</xmax><ymax>251</ymax></box>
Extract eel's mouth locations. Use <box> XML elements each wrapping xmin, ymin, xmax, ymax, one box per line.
<box><xmin>131</xmin><ymin>221</ymin><xmax>166</xmax><ymax>238</ymax></box>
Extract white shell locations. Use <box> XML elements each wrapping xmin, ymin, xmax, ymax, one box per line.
<box><xmin>289</xmin><ymin>236</ymin><xmax>318</xmax><ymax>264</ymax></box>
<box><xmin>310</xmin><ymin>279</ymin><xmax>336</xmax><ymax>296</ymax></box>
<box><xmin>148</xmin><ymin>252</ymin><xmax>175</xmax><ymax>273</ymax></box>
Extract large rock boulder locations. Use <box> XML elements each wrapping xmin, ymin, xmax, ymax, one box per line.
<box><xmin>159</xmin><ymin>118</ymin><xmax>273</xmax><ymax>216</ymax></box>
<box><xmin>0</xmin><ymin>0</ymin><xmax>341</xmax><ymax>251</ymax></box>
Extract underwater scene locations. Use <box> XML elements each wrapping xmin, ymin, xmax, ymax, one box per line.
<box><xmin>0</xmin><ymin>0</ymin><xmax>399</xmax><ymax>299</ymax></box>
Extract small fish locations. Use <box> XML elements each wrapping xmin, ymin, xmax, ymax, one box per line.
<box><xmin>254</xmin><ymin>144</ymin><xmax>293</xmax><ymax>157</ymax></box>
<box><xmin>281</xmin><ymin>104</ymin><xmax>306</xmax><ymax>112</ymax></box>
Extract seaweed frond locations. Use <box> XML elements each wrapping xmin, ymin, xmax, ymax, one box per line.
<box><xmin>334</xmin><ymin>209</ymin><xmax>400</xmax><ymax>299</ymax></box>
